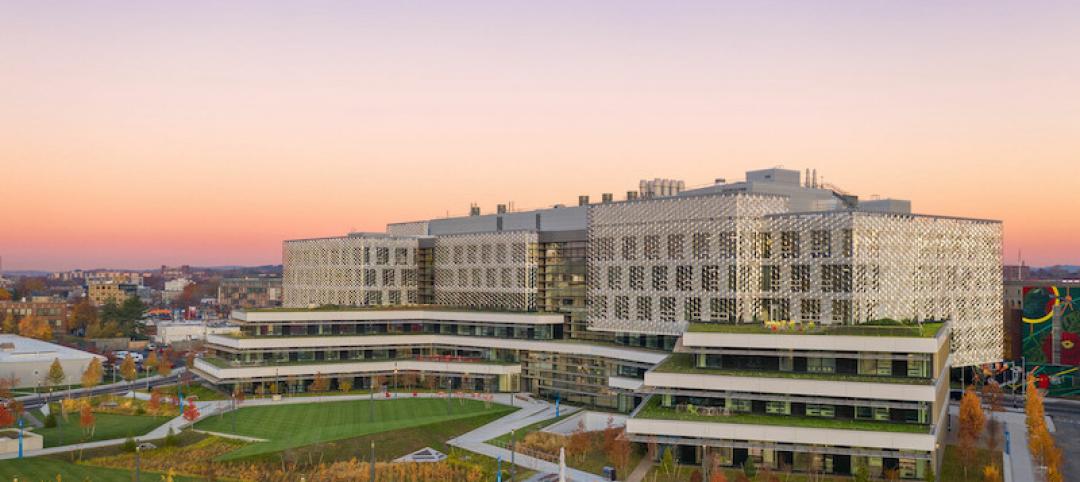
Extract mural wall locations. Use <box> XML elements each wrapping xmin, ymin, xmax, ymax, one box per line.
<box><xmin>1020</xmin><ymin>285</ymin><xmax>1080</xmax><ymax>397</ymax></box>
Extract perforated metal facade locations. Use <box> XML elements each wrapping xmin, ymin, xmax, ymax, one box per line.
<box><xmin>282</xmin><ymin>234</ymin><xmax>420</xmax><ymax>307</ymax></box>
<box><xmin>586</xmin><ymin>194</ymin><xmax>1002</xmax><ymax>366</ymax></box>
<box><xmin>432</xmin><ymin>231</ymin><xmax>540</xmax><ymax>311</ymax></box>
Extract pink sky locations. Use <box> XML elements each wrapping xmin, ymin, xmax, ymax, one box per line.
<box><xmin>2</xmin><ymin>2</ymin><xmax>1078</xmax><ymax>271</ymax></box>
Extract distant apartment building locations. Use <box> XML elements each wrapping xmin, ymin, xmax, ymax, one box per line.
<box><xmin>160</xmin><ymin>265</ymin><xmax>191</xmax><ymax>281</ymax></box>
<box><xmin>163</xmin><ymin>278</ymin><xmax>193</xmax><ymax>304</ymax></box>
<box><xmin>87</xmin><ymin>280</ymin><xmax>141</xmax><ymax>306</ymax></box>
<box><xmin>0</xmin><ymin>297</ymin><xmax>70</xmax><ymax>330</ymax></box>
<box><xmin>218</xmin><ymin>277</ymin><xmax>282</xmax><ymax>310</ymax></box>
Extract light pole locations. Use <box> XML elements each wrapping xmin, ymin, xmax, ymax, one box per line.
<box><xmin>135</xmin><ymin>444</ymin><xmax>141</xmax><ymax>482</ymax></box>
<box><xmin>510</xmin><ymin>428</ymin><xmax>516</xmax><ymax>482</ymax></box>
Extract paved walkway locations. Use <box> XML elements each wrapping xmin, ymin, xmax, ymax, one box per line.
<box><xmin>625</xmin><ymin>455</ymin><xmax>653</xmax><ymax>482</ymax></box>
<box><xmin>448</xmin><ymin>396</ymin><xmax>606</xmax><ymax>482</ymax></box>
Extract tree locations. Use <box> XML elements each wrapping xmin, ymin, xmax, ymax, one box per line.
<box><xmin>182</xmin><ymin>398</ymin><xmax>200</xmax><ymax>423</ymax></box>
<box><xmin>982</xmin><ymin>464</ymin><xmax>1002</xmax><ymax>482</ymax></box>
<box><xmin>1025</xmin><ymin>376</ymin><xmax>1046</xmax><ymax>435</ymax></box>
<box><xmin>146</xmin><ymin>351</ymin><xmax>159</xmax><ymax>375</ymax></box>
<box><xmin>982</xmin><ymin>381</ymin><xmax>1004</xmax><ymax>418</ymax></box>
<box><xmin>157</xmin><ymin>353</ymin><xmax>173</xmax><ymax>377</ymax></box>
<box><xmin>149</xmin><ymin>389</ymin><xmax>163</xmax><ymax>411</ymax></box>
<box><xmin>80</xmin><ymin>403</ymin><xmax>96</xmax><ymax>439</ymax></box>
<box><xmin>310</xmin><ymin>372</ymin><xmax>330</xmax><ymax>392</ymax></box>
<box><xmin>1</xmin><ymin>312</ymin><xmax>15</xmax><ymax>334</ymax></box>
<box><xmin>985</xmin><ymin>418</ymin><xmax>1002</xmax><ymax>456</ymax></box>
<box><xmin>0</xmin><ymin>288</ymin><xmax>11</xmax><ymax>301</ymax></box>
<box><xmin>338</xmin><ymin>377</ymin><xmax>354</xmax><ymax>393</ymax></box>
<box><xmin>958</xmin><ymin>386</ymin><xmax>986</xmax><ymax>478</ymax></box>
<box><xmin>120</xmin><ymin>354</ymin><xmax>137</xmax><ymax>385</ymax></box>
<box><xmin>742</xmin><ymin>457</ymin><xmax>757</xmax><ymax>479</ymax></box>
<box><xmin>660</xmin><ymin>447</ymin><xmax>677</xmax><ymax>481</ymax></box>
<box><xmin>14</xmin><ymin>277</ymin><xmax>46</xmax><ymax>298</ymax></box>
<box><xmin>69</xmin><ymin>298</ymin><xmax>98</xmax><ymax>333</ymax></box>
<box><xmin>0</xmin><ymin>404</ymin><xmax>14</xmax><ymax>428</ymax></box>
<box><xmin>569</xmin><ymin>418</ymin><xmax>592</xmax><ymax>463</ymax></box>
<box><xmin>18</xmin><ymin>314</ymin><xmax>52</xmax><ymax>340</ymax></box>
<box><xmin>82</xmin><ymin>358</ymin><xmax>103</xmax><ymax>389</ymax></box>
<box><xmin>606</xmin><ymin>429</ymin><xmax>633</xmax><ymax>477</ymax></box>
<box><xmin>709</xmin><ymin>471</ymin><xmax>728</xmax><ymax>482</ymax></box>
<box><xmin>46</xmin><ymin>357</ymin><xmax>66</xmax><ymax>388</ymax></box>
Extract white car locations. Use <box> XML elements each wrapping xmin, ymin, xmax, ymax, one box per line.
<box><xmin>113</xmin><ymin>351</ymin><xmax>144</xmax><ymax>364</ymax></box>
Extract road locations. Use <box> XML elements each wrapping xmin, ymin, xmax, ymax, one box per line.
<box><xmin>1044</xmin><ymin>397</ymin><xmax>1080</xmax><ymax>482</ymax></box>
<box><xmin>13</xmin><ymin>370</ymin><xmax>183</xmax><ymax>411</ymax></box>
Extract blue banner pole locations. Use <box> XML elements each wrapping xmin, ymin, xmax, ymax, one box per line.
<box><xmin>555</xmin><ymin>393</ymin><xmax>560</xmax><ymax>417</ymax></box>
<box><xmin>497</xmin><ymin>455</ymin><xmax>502</xmax><ymax>482</ymax></box>
<box><xmin>18</xmin><ymin>417</ymin><xmax>24</xmax><ymax>458</ymax></box>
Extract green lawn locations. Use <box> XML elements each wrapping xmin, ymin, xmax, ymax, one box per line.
<box><xmin>138</xmin><ymin>383</ymin><xmax>227</xmax><ymax>401</ymax></box>
<box><xmin>31</xmin><ymin>413</ymin><xmax>172</xmax><ymax>447</ymax></box>
<box><xmin>940</xmin><ymin>444</ymin><xmax>1002</xmax><ymax>482</ymax></box>
<box><xmin>195</xmin><ymin>397</ymin><xmax>516</xmax><ymax>461</ymax></box>
<box><xmin>687</xmin><ymin>320</ymin><xmax>944</xmax><ymax>338</ymax></box>
<box><xmin>0</xmin><ymin>455</ymin><xmax>201</xmax><ymax>482</ymax></box>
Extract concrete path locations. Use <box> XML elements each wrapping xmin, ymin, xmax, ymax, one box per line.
<box><xmin>447</xmin><ymin>396</ymin><xmax>605</xmax><ymax>482</ymax></box>
<box><xmin>625</xmin><ymin>454</ymin><xmax>653</xmax><ymax>482</ymax></box>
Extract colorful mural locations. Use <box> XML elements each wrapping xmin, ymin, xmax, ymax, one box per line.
<box><xmin>1020</xmin><ymin>285</ymin><xmax>1080</xmax><ymax>397</ymax></box>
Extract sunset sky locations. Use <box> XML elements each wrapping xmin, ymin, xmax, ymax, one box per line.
<box><xmin>2</xmin><ymin>1</ymin><xmax>1078</xmax><ymax>271</ymax></box>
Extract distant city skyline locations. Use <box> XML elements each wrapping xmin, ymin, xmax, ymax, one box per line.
<box><xmin>3</xmin><ymin>2</ymin><xmax>1078</xmax><ymax>270</ymax></box>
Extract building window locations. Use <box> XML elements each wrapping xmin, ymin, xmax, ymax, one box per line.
<box><xmin>781</xmin><ymin>231</ymin><xmax>800</xmax><ymax>258</ymax></box>
<box><xmin>791</xmin><ymin>265</ymin><xmax>811</xmax><ymax>292</ymax></box>
<box><xmin>676</xmin><ymin>266</ymin><xmax>692</xmax><ymax>291</ymax></box>
<box><xmin>801</xmin><ymin>299</ymin><xmax>821</xmax><ymax>322</ymax></box>
<box><xmin>718</xmin><ymin>232</ymin><xmax>736</xmax><ymax>259</ymax></box>
<box><xmin>702</xmin><ymin>265</ymin><xmax>720</xmax><ymax>292</ymax></box>
<box><xmin>728</xmin><ymin>398</ymin><xmax>752</xmax><ymax>412</ymax></box>
<box><xmin>607</xmin><ymin>266</ymin><xmax>622</xmax><ymax>290</ymax></box>
<box><xmin>684</xmin><ymin>297</ymin><xmax>701</xmax><ymax>321</ymax></box>
<box><xmin>821</xmin><ymin>264</ymin><xmax>852</xmax><ymax>293</ymax></box>
<box><xmin>621</xmin><ymin>236</ymin><xmax>637</xmax><ymax>260</ymax></box>
<box><xmin>842</xmin><ymin>229</ymin><xmax>854</xmax><ymax>257</ymax></box>
<box><xmin>754</xmin><ymin>232</ymin><xmax>772</xmax><ymax>258</ymax></box>
<box><xmin>626</xmin><ymin>265</ymin><xmax>644</xmax><ymax>290</ymax></box>
<box><xmin>831</xmin><ymin>299</ymin><xmax>852</xmax><ymax>323</ymax></box>
<box><xmin>766</xmin><ymin>401</ymin><xmax>791</xmax><ymax>415</ymax></box>
<box><xmin>652</xmin><ymin>266</ymin><xmax>668</xmax><ymax>291</ymax></box>
<box><xmin>807</xmin><ymin>357</ymin><xmax>836</xmax><ymax>373</ymax></box>
<box><xmin>382</xmin><ymin>269</ymin><xmax>395</xmax><ymax>286</ymax></box>
<box><xmin>395</xmin><ymin>248</ymin><xmax>409</xmax><ymax>265</ymax></box>
<box><xmin>806</xmin><ymin>404</ymin><xmax>835</xmax><ymax>418</ymax></box>
<box><xmin>615</xmin><ymin>296</ymin><xmax>630</xmax><ymax>319</ymax></box>
<box><xmin>692</xmin><ymin>233</ymin><xmax>711</xmax><ymax>259</ymax></box>
<box><xmin>635</xmin><ymin>296</ymin><xmax>652</xmax><ymax>321</ymax></box>
<box><xmin>496</xmin><ymin>244</ymin><xmax>508</xmax><ymax>263</ymax></box>
<box><xmin>644</xmin><ymin>235</ymin><xmax>661</xmax><ymax>260</ymax></box>
<box><xmin>811</xmin><ymin>230</ymin><xmax>831</xmax><ymax>258</ymax></box>
<box><xmin>759</xmin><ymin>265</ymin><xmax>780</xmax><ymax>292</ymax></box>
<box><xmin>480</xmin><ymin>244</ymin><xmax>492</xmax><ymax>263</ymax></box>
<box><xmin>710</xmin><ymin>298</ymin><xmax>736</xmax><ymax>322</ymax></box>
<box><xmin>659</xmin><ymin>297</ymin><xmax>676</xmax><ymax>322</ymax></box>
<box><xmin>667</xmin><ymin>234</ymin><xmax>685</xmax><ymax>260</ymax></box>
<box><xmin>376</xmin><ymin>247</ymin><xmax>390</xmax><ymax>265</ymax></box>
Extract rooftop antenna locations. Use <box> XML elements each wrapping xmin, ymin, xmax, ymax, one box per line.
<box><xmin>804</xmin><ymin>168</ymin><xmax>810</xmax><ymax>187</ymax></box>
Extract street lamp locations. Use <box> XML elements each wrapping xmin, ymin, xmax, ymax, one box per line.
<box><xmin>510</xmin><ymin>428</ymin><xmax>516</xmax><ymax>482</ymax></box>
<box><xmin>135</xmin><ymin>444</ymin><xmax>141</xmax><ymax>482</ymax></box>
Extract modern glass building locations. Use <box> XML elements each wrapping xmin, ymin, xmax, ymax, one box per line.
<box><xmin>193</xmin><ymin>168</ymin><xmax>1002</xmax><ymax>477</ymax></box>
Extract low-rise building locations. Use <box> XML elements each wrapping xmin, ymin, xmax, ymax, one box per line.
<box><xmin>154</xmin><ymin>321</ymin><xmax>240</xmax><ymax>345</ymax></box>
<box><xmin>218</xmin><ymin>277</ymin><xmax>282</xmax><ymax>310</ymax></box>
<box><xmin>163</xmin><ymin>278</ymin><xmax>193</xmax><ymax>304</ymax></box>
<box><xmin>87</xmin><ymin>280</ymin><xmax>141</xmax><ymax>306</ymax></box>
<box><xmin>0</xmin><ymin>334</ymin><xmax>106</xmax><ymax>389</ymax></box>
<box><xmin>0</xmin><ymin>297</ymin><xmax>70</xmax><ymax>330</ymax></box>
<box><xmin>627</xmin><ymin>320</ymin><xmax>951</xmax><ymax>480</ymax></box>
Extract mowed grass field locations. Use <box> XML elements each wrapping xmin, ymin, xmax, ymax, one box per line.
<box><xmin>195</xmin><ymin>397</ymin><xmax>516</xmax><ymax>460</ymax></box>
<box><xmin>32</xmin><ymin>413</ymin><xmax>173</xmax><ymax>447</ymax></box>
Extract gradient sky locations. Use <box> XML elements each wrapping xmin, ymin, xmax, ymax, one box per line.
<box><xmin>2</xmin><ymin>1</ymin><xmax>1078</xmax><ymax>271</ymax></box>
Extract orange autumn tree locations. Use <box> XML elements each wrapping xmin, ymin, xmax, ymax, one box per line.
<box><xmin>958</xmin><ymin>386</ymin><xmax>986</xmax><ymax>478</ymax></box>
<box><xmin>182</xmin><ymin>399</ymin><xmax>200</xmax><ymax>423</ymax></box>
<box><xmin>80</xmin><ymin>403</ymin><xmax>96</xmax><ymax>439</ymax></box>
<box><xmin>82</xmin><ymin>357</ymin><xmax>103</xmax><ymax>389</ymax></box>
<box><xmin>18</xmin><ymin>314</ymin><xmax>52</xmax><ymax>340</ymax></box>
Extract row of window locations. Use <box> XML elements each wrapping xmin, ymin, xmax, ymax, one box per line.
<box><xmin>434</xmin><ymin>267</ymin><xmax>536</xmax><ymax>289</ymax></box>
<box><xmin>594</xmin><ymin>295</ymin><xmax>858</xmax><ymax>323</ymax></box>
<box><xmin>601</xmin><ymin>263</ymin><xmax>869</xmax><ymax>293</ymax></box>
<box><xmin>287</xmin><ymin>246</ymin><xmax>413</xmax><ymax>267</ymax></box>
<box><xmin>435</xmin><ymin>243</ymin><xmax>533</xmax><ymax>265</ymax></box>
<box><xmin>592</xmin><ymin>230</ymin><xmax>853</xmax><ymax>261</ymax></box>
<box><xmin>697</xmin><ymin>352</ymin><xmax>933</xmax><ymax>379</ymax></box>
<box><xmin>662</xmin><ymin>395</ymin><xmax>932</xmax><ymax>424</ymax></box>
